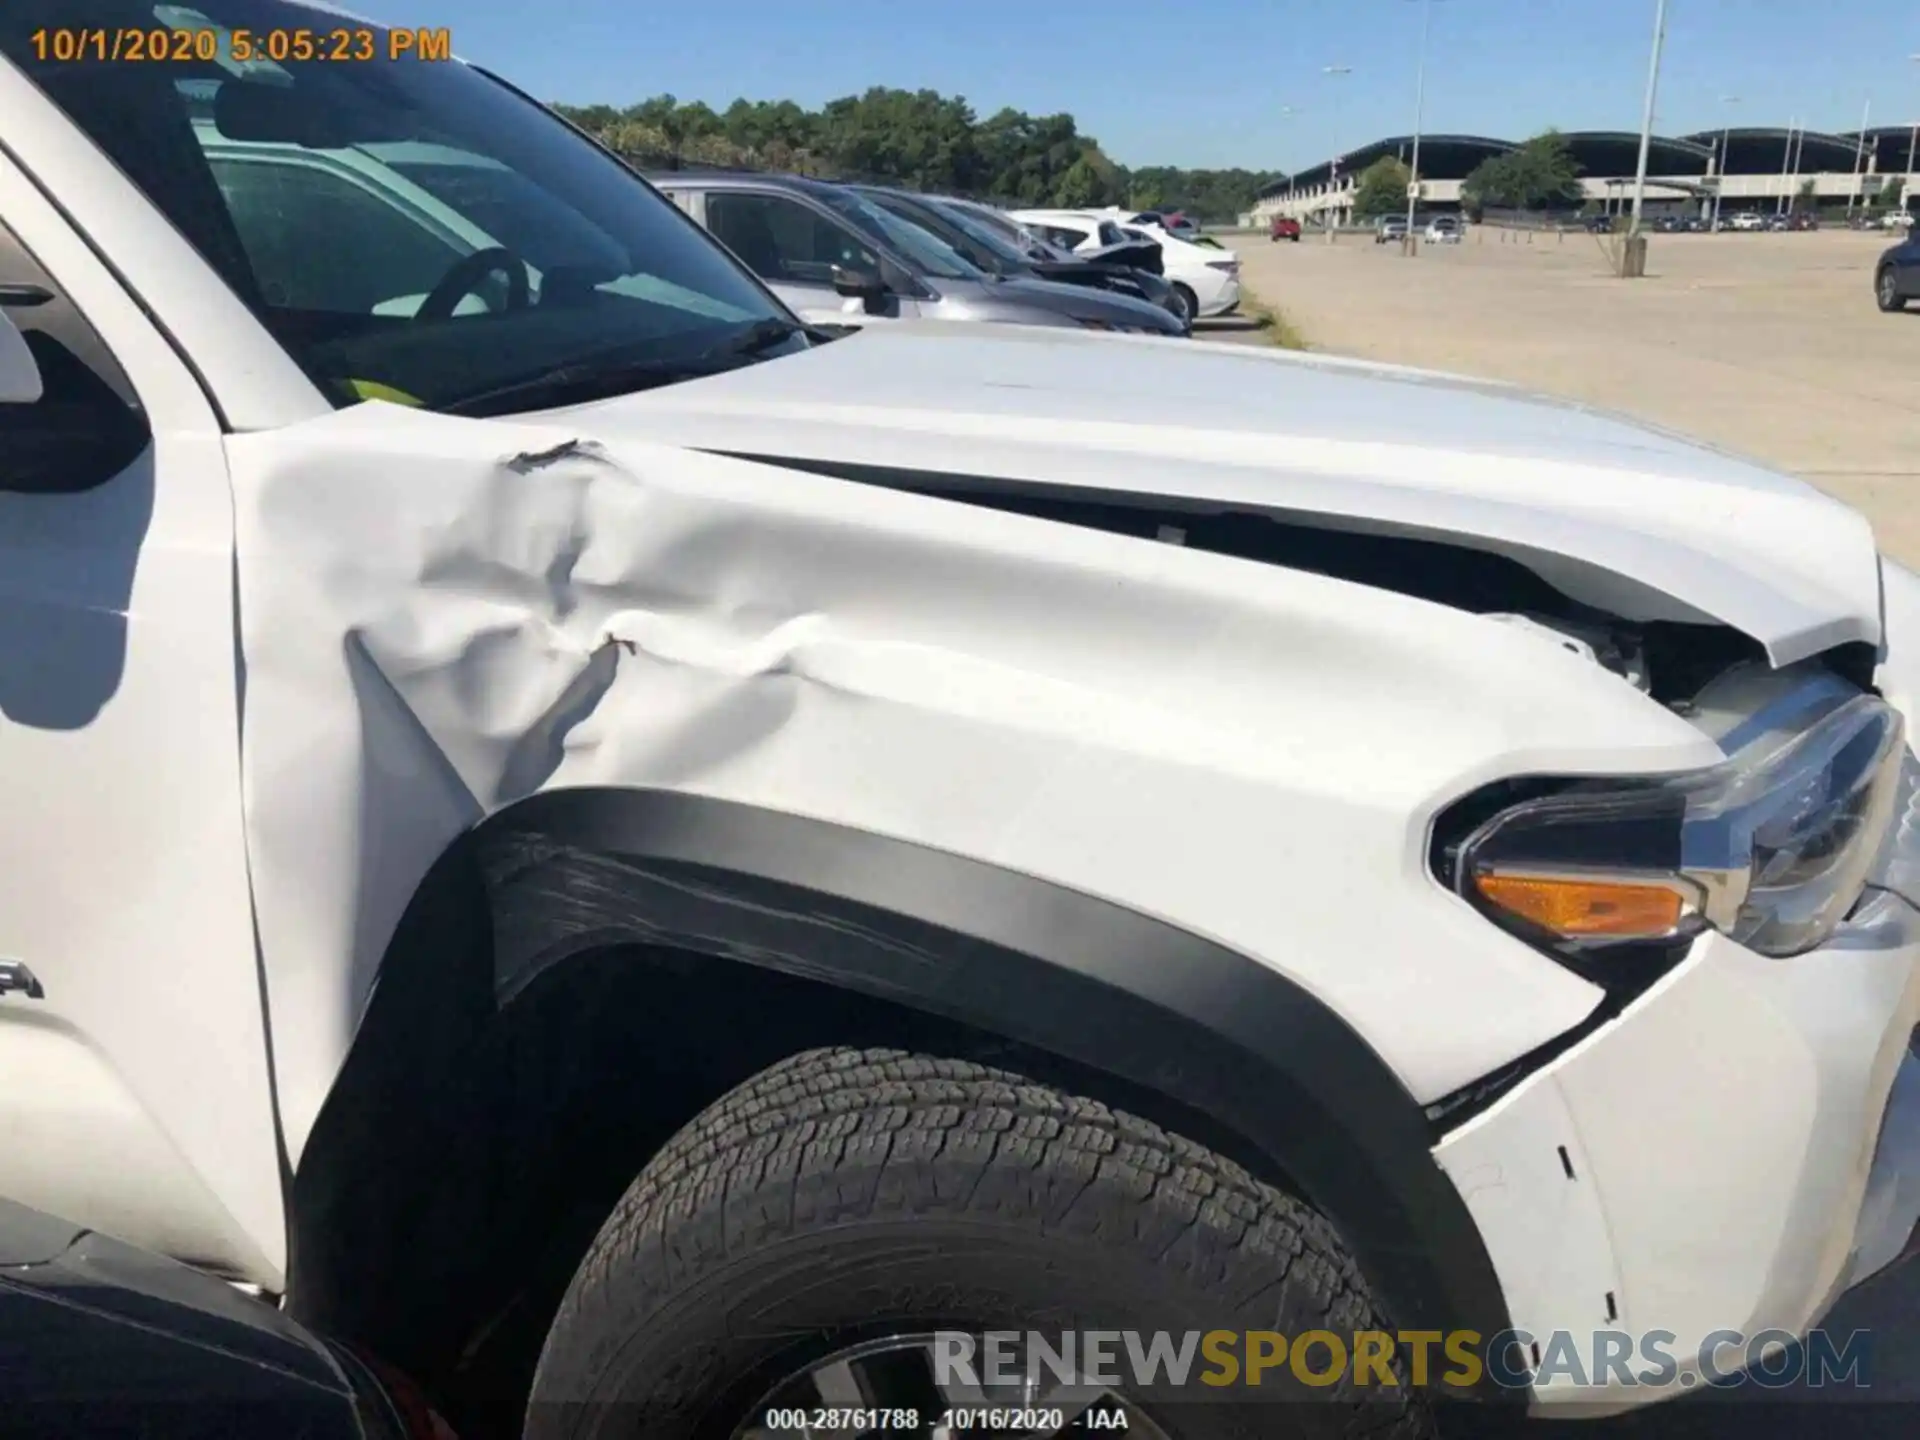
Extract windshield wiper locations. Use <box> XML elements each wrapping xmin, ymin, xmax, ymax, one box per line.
<box><xmin>721</xmin><ymin>316</ymin><xmax>814</xmax><ymax>356</ymax></box>
<box><xmin>442</xmin><ymin>354</ymin><xmax>703</xmax><ymax>418</ymax></box>
<box><xmin>443</xmin><ymin>318</ymin><xmax>814</xmax><ymax>418</ymax></box>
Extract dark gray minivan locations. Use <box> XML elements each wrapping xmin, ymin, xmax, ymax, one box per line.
<box><xmin>651</xmin><ymin>172</ymin><xmax>1186</xmax><ymax>335</ymax></box>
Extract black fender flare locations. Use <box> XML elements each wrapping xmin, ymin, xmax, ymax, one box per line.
<box><xmin>456</xmin><ymin>787</ymin><xmax>1514</xmax><ymax>1350</ymax></box>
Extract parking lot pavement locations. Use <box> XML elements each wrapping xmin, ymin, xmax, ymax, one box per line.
<box><xmin>1224</xmin><ymin>227</ymin><xmax>1920</xmax><ymax>566</ymax></box>
<box><xmin>1434</xmin><ymin>1263</ymin><xmax>1920</xmax><ymax>1440</ymax></box>
<box><xmin>1584</xmin><ymin>1266</ymin><xmax>1919</xmax><ymax>1439</ymax></box>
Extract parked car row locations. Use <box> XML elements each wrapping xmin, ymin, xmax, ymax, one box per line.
<box><xmin>1719</xmin><ymin>211</ymin><xmax>1826</xmax><ymax>233</ymax></box>
<box><xmin>938</xmin><ymin>199</ymin><xmax>1194</xmax><ymax>320</ymax></box>
<box><xmin>864</xmin><ymin>190</ymin><xmax>1186</xmax><ymax>322</ymax></box>
<box><xmin>1363</xmin><ymin>214</ymin><xmax>1465</xmax><ymax>244</ymax></box>
<box><xmin>1836</xmin><ymin>210</ymin><xmax>1915</xmax><ymax>231</ymax></box>
<box><xmin>1264</xmin><ymin>213</ymin><xmax>1471</xmax><ymax>245</ymax></box>
<box><xmin>1007</xmin><ymin>207</ymin><xmax>1241</xmax><ymax>320</ymax></box>
<box><xmin>1275</xmin><ymin>207</ymin><xmax>1901</xmax><ymax>245</ymax></box>
<box><xmin>648</xmin><ymin>174</ymin><xmax>1208</xmax><ymax>336</ymax></box>
<box><xmin>1580</xmin><ymin>212</ymin><xmax>1836</xmax><ymax>234</ymax></box>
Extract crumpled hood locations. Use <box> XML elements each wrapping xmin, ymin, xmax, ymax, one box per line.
<box><xmin>582</xmin><ymin>322</ymin><xmax>1882</xmax><ymax>665</ymax></box>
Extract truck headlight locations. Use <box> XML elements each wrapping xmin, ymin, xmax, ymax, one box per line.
<box><xmin>1445</xmin><ymin>691</ymin><xmax>1904</xmax><ymax>959</ymax></box>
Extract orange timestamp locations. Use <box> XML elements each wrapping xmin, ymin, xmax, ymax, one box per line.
<box><xmin>28</xmin><ymin>25</ymin><xmax>453</xmax><ymax>65</ymax></box>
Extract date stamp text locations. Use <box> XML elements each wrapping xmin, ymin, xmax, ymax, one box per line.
<box><xmin>28</xmin><ymin>26</ymin><xmax>452</xmax><ymax>64</ymax></box>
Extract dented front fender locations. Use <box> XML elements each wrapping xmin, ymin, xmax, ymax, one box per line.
<box><xmin>223</xmin><ymin>403</ymin><xmax>1724</xmax><ymax>1162</ymax></box>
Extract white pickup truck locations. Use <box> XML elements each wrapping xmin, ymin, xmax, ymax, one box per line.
<box><xmin>2</xmin><ymin>4</ymin><xmax>1918</xmax><ymax>1439</ymax></box>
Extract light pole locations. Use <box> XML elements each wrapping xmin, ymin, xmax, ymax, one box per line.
<box><xmin>1847</xmin><ymin>98</ymin><xmax>1872</xmax><ymax>217</ymax></box>
<box><xmin>1625</xmin><ymin>0</ymin><xmax>1669</xmax><ymax>257</ymax></box>
<box><xmin>1324</xmin><ymin>65</ymin><xmax>1352</xmax><ymax>240</ymax></box>
<box><xmin>1776</xmin><ymin>117</ymin><xmax>1796</xmax><ymax>217</ymax></box>
<box><xmin>1908</xmin><ymin>57</ymin><xmax>1920</xmax><ymax>212</ymax></box>
<box><xmin>1787</xmin><ymin>122</ymin><xmax>1806</xmax><ymax>216</ymax></box>
<box><xmin>1277</xmin><ymin>106</ymin><xmax>1301</xmax><ymax>213</ymax></box>
<box><xmin>1401</xmin><ymin>0</ymin><xmax>1437</xmax><ymax>254</ymax></box>
<box><xmin>1712</xmin><ymin>95</ymin><xmax>1739</xmax><ymax>229</ymax></box>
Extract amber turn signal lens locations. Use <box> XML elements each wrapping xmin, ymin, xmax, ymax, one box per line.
<box><xmin>1473</xmin><ymin>872</ymin><xmax>1688</xmax><ymax>939</ymax></box>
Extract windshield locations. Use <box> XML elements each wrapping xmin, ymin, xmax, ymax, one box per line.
<box><xmin>859</xmin><ymin>193</ymin><xmax>1008</xmax><ymax>276</ymax></box>
<box><xmin>949</xmin><ymin>202</ymin><xmax>1023</xmax><ymax>243</ymax></box>
<box><xmin>0</xmin><ymin>0</ymin><xmax>796</xmax><ymax>413</ymax></box>
<box><xmin>916</xmin><ymin>200</ymin><xmax>1040</xmax><ymax>270</ymax></box>
<box><xmin>814</xmin><ymin>188</ymin><xmax>985</xmax><ymax>282</ymax></box>
<box><xmin>952</xmin><ymin>203</ymin><xmax>1069</xmax><ymax>259</ymax></box>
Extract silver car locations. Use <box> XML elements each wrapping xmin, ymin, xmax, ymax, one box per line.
<box><xmin>652</xmin><ymin>172</ymin><xmax>1169</xmax><ymax>332</ymax></box>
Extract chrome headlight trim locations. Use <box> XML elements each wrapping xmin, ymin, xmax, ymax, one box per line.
<box><xmin>1452</xmin><ymin>687</ymin><xmax>1905</xmax><ymax>960</ymax></box>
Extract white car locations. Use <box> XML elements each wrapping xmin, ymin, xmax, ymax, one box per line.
<box><xmin>1728</xmin><ymin>211</ymin><xmax>1767</xmax><ymax>232</ymax></box>
<box><xmin>4</xmin><ymin>3</ymin><xmax>1920</xmax><ymax>1434</ymax></box>
<box><xmin>1098</xmin><ymin>206</ymin><xmax>1202</xmax><ymax>241</ymax></box>
<box><xmin>1424</xmin><ymin>215</ymin><xmax>1464</xmax><ymax>244</ymax></box>
<box><xmin>1013</xmin><ymin>207</ymin><xmax>1242</xmax><ymax>320</ymax></box>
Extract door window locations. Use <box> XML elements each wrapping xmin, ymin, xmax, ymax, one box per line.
<box><xmin>705</xmin><ymin>192</ymin><xmax>879</xmax><ymax>287</ymax></box>
<box><xmin>0</xmin><ymin>221</ymin><xmax>151</xmax><ymax>494</ymax></box>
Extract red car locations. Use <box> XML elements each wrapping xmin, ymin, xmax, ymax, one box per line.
<box><xmin>1270</xmin><ymin>215</ymin><xmax>1302</xmax><ymax>242</ymax></box>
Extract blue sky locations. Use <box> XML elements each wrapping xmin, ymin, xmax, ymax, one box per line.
<box><xmin>384</xmin><ymin>1</ymin><xmax>1918</xmax><ymax>171</ymax></box>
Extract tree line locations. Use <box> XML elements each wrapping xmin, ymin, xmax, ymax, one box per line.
<box><xmin>551</xmin><ymin>90</ymin><xmax>1282</xmax><ymax>222</ymax></box>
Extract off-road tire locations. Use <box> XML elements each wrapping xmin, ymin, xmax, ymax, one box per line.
<box><xmin>525</xmin><ymin>1047</ymin><xmax>1435</xmax><ymax>1439</ymax></box>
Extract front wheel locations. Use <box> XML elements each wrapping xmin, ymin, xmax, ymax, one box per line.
<box><xmin>1878</xmin><ymin>267</ymin><xmax>1908</xmax><ymax>313</ymax></box>
<box><xmin>526</xmin><ymin>1048</ymin><xmax>1433</xmax><ymax>1440</ymax></box>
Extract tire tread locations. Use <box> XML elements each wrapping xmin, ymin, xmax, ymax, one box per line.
<box><xmin>534</xmin><ymin>1047</ymin><xmax>1429</xmax><ymax>1438</ymax></box>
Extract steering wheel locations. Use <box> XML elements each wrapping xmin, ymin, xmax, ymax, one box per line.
<box><xmin>416</xmin><ymin>246</ymin><xmax>530</xmax><ymax>321</ymax></box>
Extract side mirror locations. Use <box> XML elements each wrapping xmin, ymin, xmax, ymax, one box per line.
<box><xmin>830</xmin><ymin>262</ymin><xmax>890</xmax><ymax>313</ymax></box>
<box><xmin>0</xmin><ymin>314</ymin><xmax>151</xmax><ymax>495</ymax></box>
<box><xmin>0</xmin><ymin>307</ymin><xmax>44</xmax><ymax>404</ymax></box>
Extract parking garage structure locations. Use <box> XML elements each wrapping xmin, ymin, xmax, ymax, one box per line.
<box><xmin>1253</xmin><ymin>126</ymin><xmax>1916</xmax><ymax>225</ymax></box>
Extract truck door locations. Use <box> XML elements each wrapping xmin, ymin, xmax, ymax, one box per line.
<box><xmin>0</xmin><ymin>149</ymin><xmax>285</xmax><ymax>1286</ymax></box>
